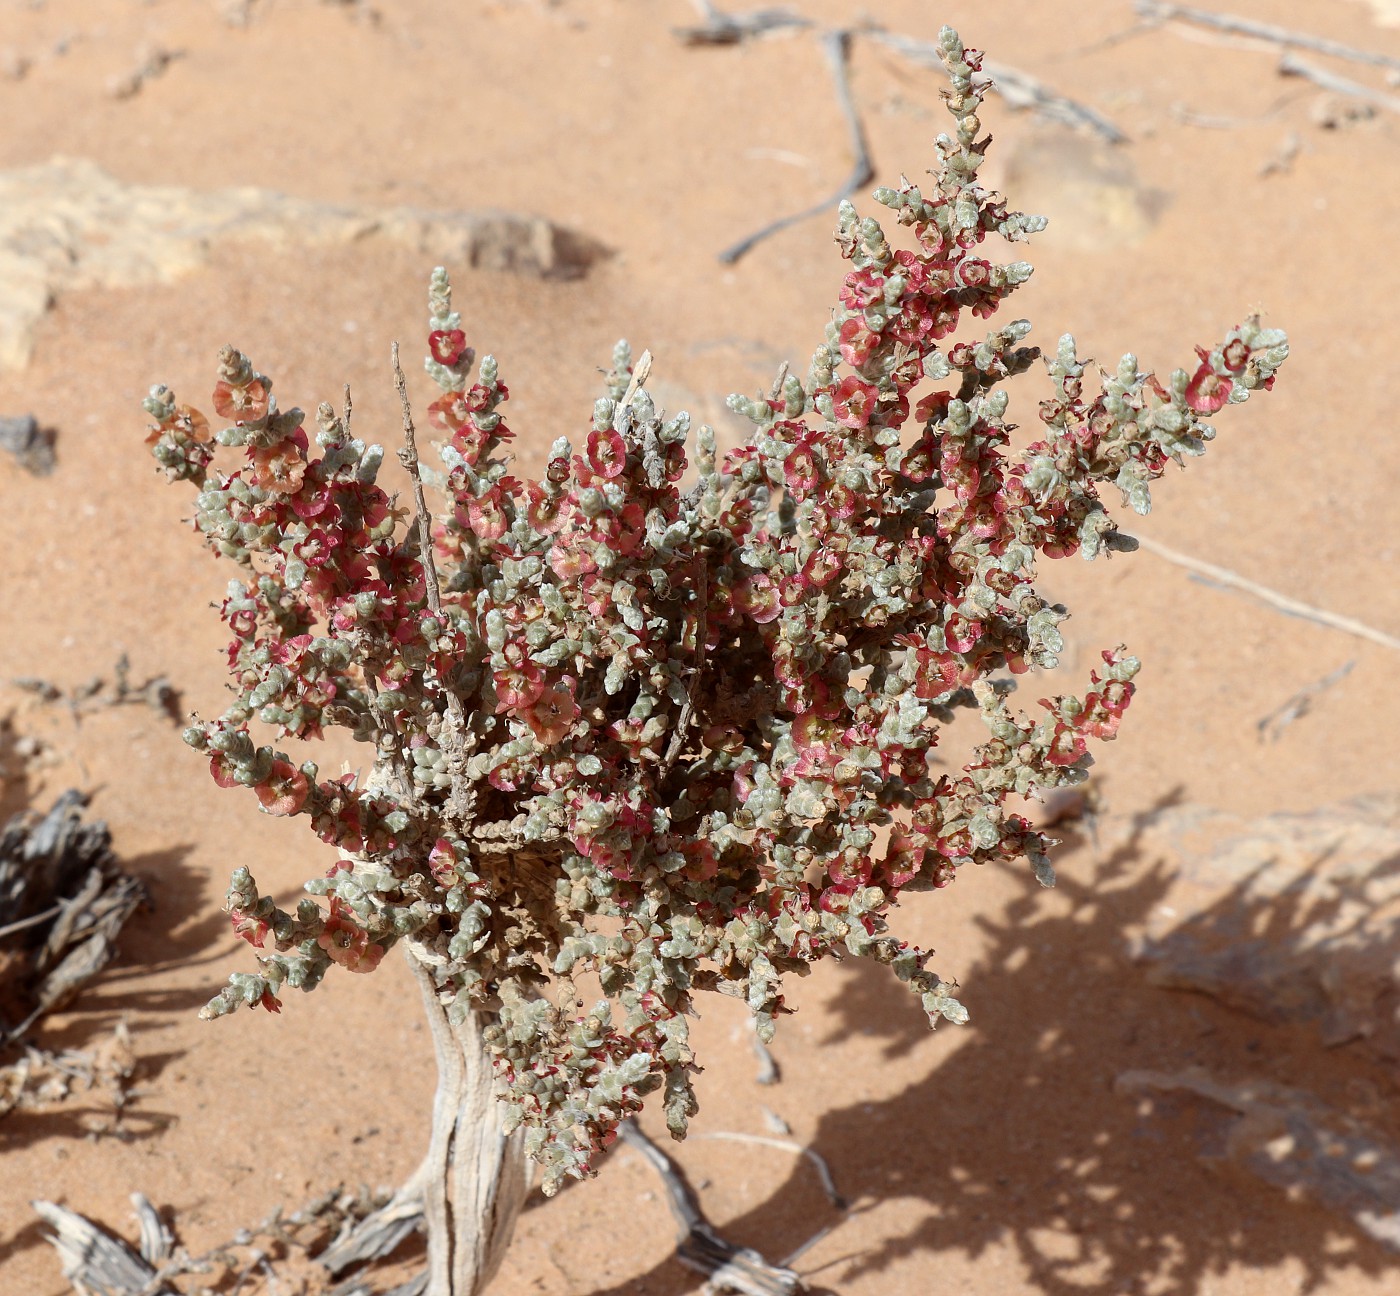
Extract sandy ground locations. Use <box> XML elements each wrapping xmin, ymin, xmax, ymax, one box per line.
<box><xmin>2</xmin><ymin>1</ymin><xmax>1399</xmax><ymax>1293</ymax></box>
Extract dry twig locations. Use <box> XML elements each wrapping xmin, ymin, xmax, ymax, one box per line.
<box><xmin>1256</xmin><ymin>660</ymin><xmax>1356</xmax><ymax>743</ymax></box>
<box><xmin>866</xmin><ymin>27</ymin><xmax>1129</xmax><ymax>143</ymax></box>
<box><xmin>1</xmin><ymin>1025</ymin><xmax>137</xmax><ymax>1120</ymax></box>
<box><xmin>394</xmin><ymin>343</ymin><xmax>448</xmax><ymax>622</ymax></box>
<box><xmin>0</xmin><ymin>790</ymin><xmax>146</xmax><ymax>1044</ymax></box>
<box><xmin>676</xmin><ymin>1</ymin><xmax>810</xmax><ymax>45</ymax></box>
<box><xmin>12</xmin><ymin>654</ymin><xmax>178</xmax><ymax>723</ymax></box>
<box><xmin>1279</xmin><ymin>51</ymin><xmax>1400</xmax><ymax>115</ymax></box>
<box><xmin>694</xmin><ymin>1130</ymin><xmax>848</xmax><ymax>1210</ymax></box>
<box><xmin>617</xmin><ymin>346</ymin><xmax>655</xmax><ymax>414</ymax></box>
<box><xmin>718</xmin><ymin>29</ymin><xmax>870</xmax><ymax>264</ymax></box>
<box><xmin>695</xmin><ymin>13</ymin><xmax>1128</xmax><ymax>262</ymax></box>
<box><xmin>36</xmin><ymin>1184</ymin><xmax>417</xmax><ymax>1296</ymax></box>
<box><xmin>658</xmin><ymin>563</ymin><xmax>707</xmax><ymax>784</ymax></box>
<box><xmin>1133</xmin><ymin>534</ymin><xmax>1400</xmax><ymax>652</ymax></box>
<box><xmin>1134</xmin><ymin>1</ymin><xmax>1400</xmax><ymax>74</ymax></box>
<box><xmin>1168</xmin><ymin>102</ymin><xmax>1281</xmax><ymax>129</ymax></box>
<box><xmin>34</xmin><ymin>1199</ymin><xmax>176</xmax><ymax>1296</ymax></box>
<box><xmin>618</xmin><ymin>1120</ymin><xmax>804</xmax><ymax>1294</ymax></box>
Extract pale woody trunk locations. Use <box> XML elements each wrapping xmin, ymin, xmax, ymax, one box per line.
<box><xmin>403</xmin><ymin>939</ymin><xmax>530</xmax><ymax>1296</ymax></box>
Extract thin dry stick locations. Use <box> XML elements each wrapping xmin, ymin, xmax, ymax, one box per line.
<box><xmin>1256</xmin><ymin>659</ymin><xmax>1355</xmax><ymax>743</ymax></box>
<box><xmin>777</xmin><ymin>1222</ymin><xmax>839</xmax><ymax>1269</ymax></box>
<box><xmin>1066</xmin><ymin>18</ymin><xmax>1162</xmax><ymax>59</ymax></box>
<box><xmin>33</xmin><ymin>1200</ymin><xmax>176</xmax><ymax>1296</ymax></box>
<box><xmin>676</xmin><ymin>0</ymin><xmax>811</xmax><ymax>45</ymax></box>
<box><xmin>866</xmin><ymin>27</ymin><xmax>1129</xmax><ymax>144</ymax></box>
<box><xmin>693</xmin><ymin>1130</ymin><xmax>848</xmax><ymax>1209</ymax></box>
<box><xmin>1134</xmin><ymin>1</ymin><xmax>1400</xmax><ymax>75</ymax></box>
<box><xmin>315</xmin><ymin>1175</ymin><xmax>428</xmax><ymax>1279</ymax></box>
<box><xmin>1133</xmin><ymin>534</ymin><xmax>1400</xmax><ymax>652</ymax></box>
<box><xmin>617</xmin><ymin>1121</ymin><xmax>802</xmax><ymax>1296</ymax></box>
<box><xmin>0</xmin><ymin>903</ymin><xmax>62</xmax><ymax>940</ymax></box>
<box><xmin>1168</xmin><ymin>96</ymin><xmax>1295</xmax><ymax>128</ymax></box>
<box><xmin>228</xmin><ymin>1250</ymin><xmax>267</xmax><ymax>1296</ymax></box>
<box><xmin>718</xmin><ymin>28</ymin><xmax>871</xmax><ymax>264</ymax></box>
<box><xmin>394</xmin><ymin>342</ymin><xmax>448</xmax><ymax>621</ymax></box>
<box><xmin>132</xmin><ymin>1194</ymin><xmax>172</xmax><ymax>1266</ymax></box>
<box><xmin>982</xmin><ymin>56</ymin><xmax>1130</xmax><ymax>143</ymax></box>
<box><xmin>1279</xmin><ymin>51</ymin><xmax>1400</xmax><ymax>115</ymax></box>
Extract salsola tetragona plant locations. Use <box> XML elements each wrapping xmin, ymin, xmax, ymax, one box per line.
<box><xmin>144</xmin><ymin>24</ymin><xmax>1285</xmax><ymax>1284</ymax></box>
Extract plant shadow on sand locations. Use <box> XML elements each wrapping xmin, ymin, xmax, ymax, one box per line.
<box><xmin>587</xmin><ymin>790</ymin><xmax>1400</xmax><ymax>1295</ymax></box>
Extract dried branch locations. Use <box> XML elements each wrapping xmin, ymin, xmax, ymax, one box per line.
<box><xmin>866</xmin><ymin>27</ymin><xmax>1129</xmax><ymax>143</ymax></box>
<box><xmin>1134</xmin><ymin>1</ymin><xmax>1400</xmax><ymax>74</ymax></box>
<box><xmin>317</xmin><ymin>1175</ymin><xmax>426</xmax><ymax>1278</ymax></box>
<box><xmin>694</xmin><ymin>1130</ymin><xmax>848</xmax><ymax>1210</ymax></box>
<box><xmin>718</xmin><ymin>29</ymin><xmax>870</xmax><ymax>264</ymax></box>
<box><xmin>0</xmin><ymin>790</ymin><xmax>145</xmax><ymax>1044</ymax></box>
<box><xmin>710</xmin><ymin>15</ymin><xmax>1129</xmax><ymax>264</ymax></box>
<box><xmin>1169</xmin><ymin>102</ymin><xmax>1280</xmax><ymax>129</ymax></box>
<box><xmin>618</xmin><ymin>1120</ymin><xmax>803</xmax><ymax>1295</ymax></box>
<box><xmin>1</xmin><ymin>1026</ymin><xmax>137</xmax><ymax>1121</ymax></box>
<box><xmin>35</xmin><ymin>1184</ymin><xmax>420</xmax><ymax>1296</ymax></box>
<box><xmin>676</xmin><ymin>1</ymin><xmax>811</xmax><ymax>45</ymax></box>
<box><xmin>134</xmin><ymin>1193</ymin><xmax>174</xmax><ymax>1265</ymax></box>
<box><xmin>12</xmin><ymin>654</ymin><xmax>180</xmax><ymax>724</ymax></box>
<box><xmin>1279</xmin><ymin>51</ymin><xmax>1400</xmax><ymax>115</ymax></box>
<box><xmin>394</xmin><ymin>342</ymin><xmax>447</xmax><ymax>621</ymax></box>
<box><xmin>1133</xmin><ymin>534</ymin><xmax>1400</xmax><ymax>652</ymax></box>
<box><xmin>34</xmin><ymin>1199</ymin><xmax>176</xmax><ymax>1296</ymax></box>
<box><xmin>0</xmin><ymin>902</ymin><xmax>60</xmax><ymax>940</ymax></box>
<box><xmin>983</xmin><ymin>57</ymin><xmax>1131</xmax><ymax>143</ymax></box>
<box><xmin>610</xmin><ymin>345</ymin><xmax>712</xmax><ymax>788</ymax></box>
<box><xmin>1257</xmin><ymin>660</ymin><xmax>1356</xmax><ymax>743</ymax></box>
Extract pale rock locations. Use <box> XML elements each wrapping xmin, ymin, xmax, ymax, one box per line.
<box><xmin>1118</xmin><ymin>1068</ymin><xmax>1400</xmax><ymax>1251</ymax></box>
<box><xmin>1125</xmin><ymin>794</ymin><xmax>1400</xmax><ymax>1058</ymax></box>
<box><xmin>0</xmin><ymin>158</ymin><xmax>603</xmax><ymax>371</ymax></box>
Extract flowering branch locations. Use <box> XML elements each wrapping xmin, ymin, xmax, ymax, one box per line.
<box><xmin>394</xmin><ymin>341</ymin><xmax>474</xmax><ymax>824</ymax></box>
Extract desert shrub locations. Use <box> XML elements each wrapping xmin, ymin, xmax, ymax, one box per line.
<box><xmin>146</xmin><ymin>25</ymin><xmax>1285</xmax><ymax>1209</ymax></box>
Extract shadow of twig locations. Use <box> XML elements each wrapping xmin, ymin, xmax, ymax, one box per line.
<box><xmin>589</xmin><ymin>789</ymin><xmax>1400</xmax><ymax>1294</ymax></box>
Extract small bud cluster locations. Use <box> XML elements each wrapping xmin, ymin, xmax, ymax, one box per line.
<box><xmin>146</xmin><ymin>27</ymin><xmax>1286</xmax><ymax>1195</ymax></box>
